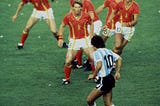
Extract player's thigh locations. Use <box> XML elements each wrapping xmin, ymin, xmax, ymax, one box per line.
<box><xmin>45</xmin><ymin>18</ymin><xmax>57</xmax><ymax>32</ymax></box>
<box><xmin>25</xmin><ymin>17</ymin><xmax>39</xmax><ymax>29</ymax></box>
<box><xmin>114</xmin><ymin>33</ymin><xmax>123</xmax><ymax>47</ymax></box>
<box><xmin>83</xmin><ymin>47</ymin><xmax>94</xmax><ymax>59</ymax></box>
<box><xmin>65</xmin><ymin>49</ymin><xmax>77</xmax><ymax>63</ymax></box>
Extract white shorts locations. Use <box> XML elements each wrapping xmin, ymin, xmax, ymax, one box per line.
<box><xmin>88</xmin><ymin>20</ymin><xmax>102</xmax><ymax>35</ymax></box>
<box><xmin>68</xmin><ymin>36</ymin><xmax>92</xmax><ymax>50</ymax></box>
<box><xmin>31</xmin><ymin>8</ymin><xmax>54</xmax><ymax>19</ymax></box>
<box><xmin>115</xmin><ymin>22</ymin><xmax>135</xmax><ymax>41</ymax></box>
<box><xmin>102</xmin><ymin>28</ymin><xmax>115</xmax><ymax>37</ymax></box>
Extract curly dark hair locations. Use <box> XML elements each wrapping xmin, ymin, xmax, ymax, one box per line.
<box><xmin>91</xmin><ymin>35</ymin><xmax>105</xmax><ymax>48</ymax></box>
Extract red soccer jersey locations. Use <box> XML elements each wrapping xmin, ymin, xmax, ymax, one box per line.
<box><xmin>117</xmin><ymin>0</ymin><xmax>140</xmax><ymax>23</ymax></box>
<box><xmin>104</xmin><ymin>0</ymin><xmax>119</xmax><ymax>29</ymax></box>
<box><xmin>70</xmin><ymin>0</ymin><xmax>99</xmax><ymax>22</ymax></box>
<box><xmin>63</xmin><ymin>12</ymin><xmax>92</xmax><ymax>39</ymax></box>
<box><xmin>82</xmin><ymin>0</ymin><xmax>99</xmax><ymax>22</ymax></box>
<box><xmin>22</xmin><ymin>0</ymin><xmax>51</xmax><ymax>11</ymax></box>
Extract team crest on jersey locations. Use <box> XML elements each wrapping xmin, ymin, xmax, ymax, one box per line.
<box><xmin>125</xmin><ymin>13</ymin><xmax>128</xmax><ymax>18</ymax></box>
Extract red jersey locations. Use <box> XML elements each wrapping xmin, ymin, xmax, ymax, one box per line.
<box><xmin>117</xmin><ymin>0</ymin><xmax>140</xmax><ymax>23</ymax></box>
<box><xmin>63</xmin><ymin>12</ymin><xmax>92</xmax><ymax>39</ymax></box>
<box><xmin>104</xmin><ymin>0</ymin><xmax>119</xmax><ymax>29</ymax></box>
<box><xmin>82</xmin><ymin>0</ymin><xmax>99</xmax><ymax>22</ymax></box>
<box><xmin>22</xmin><ymin>0</ymin><xmax>51</xmax><ymax>11</ymax></box>
<box><xmin>69</xmin><ymin>0</ymin><xmax>99</xmax><ymax>22</ymax></box>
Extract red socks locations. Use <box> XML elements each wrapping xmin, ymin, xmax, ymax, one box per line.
<box><xmin>75</xmin><ymin>50</ymin><xmax>83</xmax><ymax>65</ymax></box>
<box><xmin>20</xmin><ymin>33</ymin><xmax>28</xmax><ymax>45</ymax></box>
<box><xmin>64</xmin><ymin>67</ymin><xmax>72</xmax><ymax>81</ymax></box>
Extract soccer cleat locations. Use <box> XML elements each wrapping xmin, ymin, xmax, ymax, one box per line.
<box><xmin>17</xmin><ymin>43</ymin><xmax>23</xmax><ymax>50</ymax></box>
<box><xmin>71</xmin><ymin>60</ymin><xmax>83</xmax><ymax>69</ymax></box>
<box><xmin>62</xmin><ymin>42</ymin><xmax>68</xmax><ymax>48</ymax></box>
<box><xmin>83</xmin><ymin>59</ymin><xmax>92</xmax><ymax>71</ymax></box>
<box><xmin>71</xmin><ymin>60</ymin><xmax>78</xmax><ymax>69</ymax></box>
<box><xmin>62</xmin><ymin>79</ymin><xmax>70</xmax><ymax>85</ymax></box>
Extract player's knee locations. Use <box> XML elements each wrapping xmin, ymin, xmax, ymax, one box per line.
<box><xmin>64</xmin><ymin>62</ymin><xmax>72</xmax><ymax>68</ymax></box>
<box><xmin>114</xmin><ymin>45</ymin><xmax>121</xmax><ymax>50</ymax></box>
<box><xmin>24</xmin><ymin>28</ymin><xmax>30</xmax><ymax>33</ymax></box>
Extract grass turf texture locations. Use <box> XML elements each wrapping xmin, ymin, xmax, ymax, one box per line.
<box><xmin>0</xmin><ymin>0</ymin><xmax>160</xmax><ymax>106</ymax></box>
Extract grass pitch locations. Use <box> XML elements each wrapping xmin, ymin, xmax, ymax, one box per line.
<box><xmin>0</xmin><ymin>0</ymin><xmax>160</xmax><ymax>106</ymax></box>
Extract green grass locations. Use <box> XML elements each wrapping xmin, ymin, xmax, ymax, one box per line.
<box><xmin>0</xmin><ymin>0</ymin><xmax>160</xmax><ymax>106</ymax></box>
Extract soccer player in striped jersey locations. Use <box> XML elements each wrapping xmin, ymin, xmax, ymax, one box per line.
<box><xmin>96</xmin><ymin>0</ymin><xmax>121</xmax><ymax>42</ymax></box>
<box><xmin>87</xmin><ymin>35</ymin><xmax>122</xmax><ymax>106</ymax></box>
<box><xmin>70</xmin><ymin>0</ymin><xmax>102</xmax><ymax>71</ymax></box>
<box><xmin>12</xmin><ymin>0</ymin><xmax>67</xmax><ymax>49</ymax></box>
<box><xmin>113</xmin><ymin>0</ymin><xmax>140</xmax><ymax>55</ymax></box>
<box><xmin>58</xmin><ymin>1</ymin><xmax>94</xmax><ymax>85</ymax></box>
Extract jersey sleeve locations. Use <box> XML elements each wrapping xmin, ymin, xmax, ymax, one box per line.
<box><xmin>85</xmin><ymin>1</ymin><xmax>95</xmax><ymax>12</ymax></box>
<box><xmin>63</xmin><ymin>14</ymin><xmax>69</xmax><ymax>25</ymax></box>
<box><xmin>133</xmin><ymin>3</ymin><xmax>140</xmax><ymax>15</ymax></box>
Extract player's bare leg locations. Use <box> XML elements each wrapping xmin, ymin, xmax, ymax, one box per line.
<box><xmin>46</xmin><ymin>18</ymin><xmax>68</xmax><ymax>48</ymax></box>
<box><xmin>17</xmin><ymin>17</ymin><xmax>39</xmax><ymax>49</ymax></box>
<box><xmin>103</xmin><ymin>90</ymin><xmax>112</xmax><ymax>106</ymax></box>
<box><xmin>119</xmin><ymin>39</ymin><xmax>128</xmax><ymax>55</ymax></box>
<box><xmin>63</xmin><ymin>49</ymin><xmax>77</xmax><ymax>85</ymax></box>
<box><xmin>87</xmin><ymin>88</ymin><xmax>103</xmax><ymax>106</ymax></box>
<box><xmin>102</xmin><ymin>35</ymin><xmax>109</xmax><ymax>43</ymax></box>
<box><xmin>83</xmin><ymin>47</ymin><xmax>95</xmax><ymax>72</ymax></box>
<box><xmin>112</xmin><ymin>33</ymin><xmax>123</xmax><ymax>55</ymax></box>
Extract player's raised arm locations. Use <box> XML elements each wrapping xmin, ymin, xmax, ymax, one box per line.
<box><xmin>95</xmin><ymin>4</ymin><xmax>105</xmax><ymax>15</ymax></box>
<box><xmin>12</xmin><ymin>1</ymin><xmax>24</xmax><ymax>22</ymax></box>
<box><xmin>115</xmin><ymin>56</ymin><xmax>122</xmax><ymax>80</ymax></box>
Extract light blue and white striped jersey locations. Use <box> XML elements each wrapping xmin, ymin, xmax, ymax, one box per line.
<box><xmin>93</xmin><ymin>48</ymin><xmax>120</xmax><ymax>77</ymax></box>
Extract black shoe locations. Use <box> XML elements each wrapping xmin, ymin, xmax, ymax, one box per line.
<box><xmin>62</xmin><ymin>79</ymin><xmax>70</xmax><ymax>85</ymax></box>
<box><xmin>62</xmin><ymin>42</ymin><xmax>68</xmax><ymax>48</ymax></box>
<box><xmin>84</xmin><ymin>65</ymin><xmax>92</xmax><ymax>71</ymax></box>
<box><xmin>83</xmin><ymin>60</ymin><xmax>92</xmax><ymax>71</ymax></box>
<box><xmin>71</xmin><ymin>60</ymin><xmax>83</xmax><ymax>69</ymax></box>
<box><xmin>71</xmin><ymin>60</ymin><xmax>78</xmax><ymax>69</ymax></box>
<box><xmin>17</xmin><ymin>43</ymin><xmax>23</xmax><ymax>50</ymax></box>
